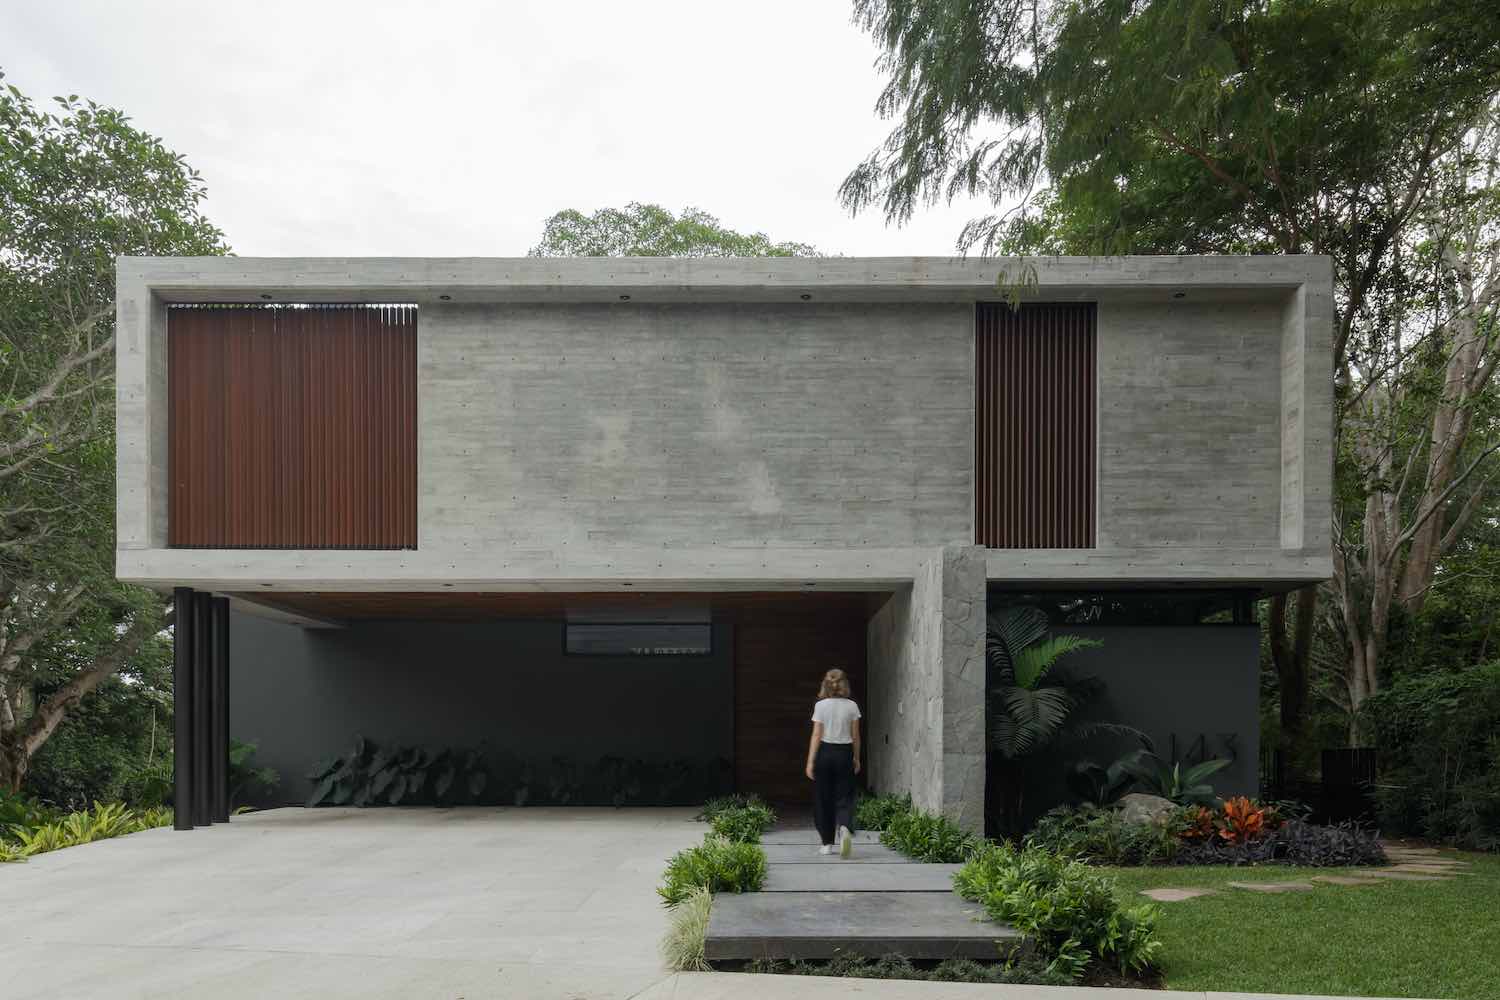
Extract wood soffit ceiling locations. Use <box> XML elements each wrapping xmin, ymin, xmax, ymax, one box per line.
<box><xmin>235</xmin><ymin>590</ymin><xmax>889</xmax><ymax>624</ymax></box>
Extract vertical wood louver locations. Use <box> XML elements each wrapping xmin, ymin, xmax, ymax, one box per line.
<box><xmin>168</xmin><ymin>305</ymin><xmax>417</xmax><ymax>548</ymax></box>
<box><xmin>975</xmin><ymin>302</ymin><xmax>1096</xmax><ymax>548</ymax></box>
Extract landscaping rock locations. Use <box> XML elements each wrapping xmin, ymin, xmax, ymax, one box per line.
<box><xmin>1311</xmin><ymin>876</ymin><xmax>1384</xmax><ymax>886</ymax></box>
<box><xmin>1119</xmin><ymin>793</ymin><xmax>1177</xmax><ymax>827</ymax></box>
<box><xmin>1140</xmin><ymin>887</ymin><xmax>1215</xmax><ymax>901</ymax></box>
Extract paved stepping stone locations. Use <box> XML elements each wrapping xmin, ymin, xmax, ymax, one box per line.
<box><xmin>1355</xmin><ymin>871</ymin><xmax>1453</xmax><ymax>882</ymax></box>
<box><xmin>1311</xmin><ymin>876</ymin><xmax>1385</xmax><ymax>886</ymax></box>
<box><xmin>760</xmin><ymin>829</ymin><xmax>880</xmax><ymax>846</ymax></box>
<box><xmin>764</xmin><ymin>863</ymin><xmax>960</xmax><ymax>892</ymax></box>
<box><xmin>705</xmin><ymin>890</ymin><xmax>1018</xmax><ymax>960</ymax></box>
<box><xmin>1227</xmin><ymin>881</ymin><xmax>1316</xmax><ymax>892</ymax></box>
<box><xmin>762</xmin><ymin>843</ymin><xmax>913</xmax><ymax>864</ymax></box>
<box><xmin>1381</xmin><ymin>864</ymin><xmax>1471</xmax><ymax>875</ymax></box>
<box><xmin>1140</xmin><ymin>887</ymin><xmax>1215</xmax><ymax>901</ymax></box>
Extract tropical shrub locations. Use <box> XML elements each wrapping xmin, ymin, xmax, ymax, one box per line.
<box><xmin>658</xmin><ymin>834</ymin><xmax>767</xmax><ymax>907</ymax></box>
<box><xmin>229</xmin><ymin>740</ymin><xmax>279</xmax><ymax>808</ymax></box>
<box><xmin>880</xmin><ymin>807</ymin><xmax>979</xmax><ymax>862</ymax></box>
<box><xmin>709</xmin><ymin>801</ymin><xmax>776</xmax><ymax>843</ymax></box>
<box><xmin>660</xmin><ymin>885</ymin><xmax>713</xmax><ymax>971</ymax></box>
<box><xmin>743</xmin><ymin>953</ymin><xmax>1070</xmax><ymax>985</ymax></box>
<box><xmin>696</xmin><ymin>793</ymin><xmax>767</xmax><ymax>823</ymax></box>
<box><xmin>855</xmin><ymin>792</ymin><xmax>911</xmax><ymax>830</ymax></box>
<box><xmin>1026</xmin><ymin>805</ymin><xmax>1175</xmax><ymax>865</ymax></box>
<box><xmin>306</xmin><ymin>737</ymin><xmax>488</xmax><ymax>807</ymax></box>
<box><xmin>1067</xmin><ymin>755</ymin><xmax>1136</xmax><ymax>806</ymax></box>
<box><xmin>954</xmin><ymin>841</ymin><xmax>1162</xmax><ymax>981</ymax></box>
<box><xmin>0</xmin><ymin>788</ymin><xmax>60</xmax><ymax>837</ymax></box>
<box><xmin>1363</xmin><ymin>662</ymin><xmax>1500</xmax><ymax>851</ymax></box>
<box><xmin>1115</xmin><ymin>749</ymin><xmax>1231</xmax><ymax>806</ymax></box>
<box><xmin>987</xmin><ymin>605</ymin><xmax>1136</xmax><ymax>834</ymax></box>
<box><xmin>1171</xmin><ymin>818</ymin><xmax>1386</xmax><ymax>867</ymax></box>
<box><xmin>2</xmin><ymin>802</ymin><xmax>172</xmax><ymax>861</ymax></box>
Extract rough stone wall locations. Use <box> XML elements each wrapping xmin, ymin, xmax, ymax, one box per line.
<box><xmin>866</xmin><ymin>545</ymin><xmax>987</xmax><ymax>831</ymax></box>
<box><xmin>939</xmin><ymin>546</ymin><xmax>987</xmax><ymax>832</ymax></box>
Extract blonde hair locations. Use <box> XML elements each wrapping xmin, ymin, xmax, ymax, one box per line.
<box><xmin>818</xmin><ymin>668</ymin><xmax>851</xmax><ymax>700</ymax></box>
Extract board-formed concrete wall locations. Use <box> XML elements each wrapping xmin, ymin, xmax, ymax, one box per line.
<box><xmin>229</xmin><ymin>612</ymin><xmax>734</xmax><ymax>804</ymax></box>
<box><xmin>1097</xmin><ymin>301</ymin><xmax>1285</xmax><ymax>548</ymax></box>
<box><xmin>866</xmin><ymin>545</ymin><xmax>987</xmax><ymax>832</ymax></box>
<box><xmin>420</xmin><ymin>302</ymin><xmax>974</xmax><ymax>550</ymax></box>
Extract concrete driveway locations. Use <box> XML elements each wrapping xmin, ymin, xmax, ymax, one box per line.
<box><xmin>1</xmin><ymin>806</ymin><xmax>703</xmax><ymax>999</ymax></box>
<box><xmin>3</xmin><ymin>808</ymin><xmax>1407</xmax><ymax>1000</ymax></box>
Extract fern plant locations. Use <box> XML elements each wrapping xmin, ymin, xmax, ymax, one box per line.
<box><xmin>987</xmin><ymin>606</ymin><xmax>1136</xmax><ymax>836</ymax></box>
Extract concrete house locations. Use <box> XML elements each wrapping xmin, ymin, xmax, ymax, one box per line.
<box><xmin>115</xmin><ymin>256</ymin><xmax>1332</xmax><ymax>832</ymax></box>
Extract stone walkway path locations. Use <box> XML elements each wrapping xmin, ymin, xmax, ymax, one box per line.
<box><xmin>704</xmin><ymin>826</ymin><xmax>1018</xmax><ymax>960</ymax></box>
<box><xmin>1140</xmin><ymin>843</ymin><xmax>1473</xmax><ymax>901</ymax></box>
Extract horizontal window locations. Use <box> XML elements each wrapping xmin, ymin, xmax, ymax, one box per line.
<box><xmin>989</xmin><ymin>590</ymin><xmax>1257</xmax><ymax>626</ymax></box>
<box><xmin>564</xmin><ymin>623</ymin><xmax>714</xmax><ymax>657</ymax></box>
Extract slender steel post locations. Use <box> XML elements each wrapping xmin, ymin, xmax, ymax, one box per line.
<box><xmin>192</xmin><ymin>592</ymin><xmax>214</xmax><ymax>825</ymax></box>
<box><xmin>211</xmin><ymin>597</ymin><xmax>230</xmax><ymax>822</ymax></box>
<box><xmin>172</xmin><ymin>588</ymin><xmax>194</xmax><ymax>831</ymax></box>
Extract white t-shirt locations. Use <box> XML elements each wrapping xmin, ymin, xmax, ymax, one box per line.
<box><xmin>811</xmin><ymin>697</ymin><xmax>862</xmax><ymax>744</ymax></box>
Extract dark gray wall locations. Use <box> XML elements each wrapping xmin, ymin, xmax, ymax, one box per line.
<box><xmin>1063</xmin><ymin>625</ymin><xmax>1261</xmax><ymax>797</ymax></box>
<box><xmin>230</xmin><ymin>612</ymin><xmax>733</xmax><ymax>803</ymax></box>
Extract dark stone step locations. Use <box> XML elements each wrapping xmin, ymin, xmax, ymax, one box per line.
<box><xmin>761</xmin><ymin>828</ymin><xmax>881</xmax><ymax>846</ymax></box>
<box><xmin>762</xmin><ymin>843</ymin><xmax>911</xmax><ymax>864</ymax></box>
<box><xmin>705</xmin><ymin>890</ymin><xmax>1019</xmax><ymax>961</ymax></box>
<box><xmin>764</xmin><ymin>863</ymin><xmax>960</xmax><ymax>892</ymax></box>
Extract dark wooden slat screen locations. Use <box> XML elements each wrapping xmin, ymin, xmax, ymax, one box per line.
<box><xmin>168</xmin><ymin>305</ymin><xmax>417</xmax><ymax>548</ymax></box>
<box><xmin>975</xmin><ymin>302</ymin><xmax>1096</xmax><ymax>548</ymax></box>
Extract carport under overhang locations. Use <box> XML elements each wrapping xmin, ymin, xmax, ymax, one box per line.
<box><xmin>170</xmin><ymin>590</ymin><xmax>891</xmax><ymax>823</ymax></box>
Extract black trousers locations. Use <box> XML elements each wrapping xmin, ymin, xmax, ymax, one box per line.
<box><xmin>813</xmin><ymin>742</ymin><xmax>856</xmax><ymax>845</ymax></box>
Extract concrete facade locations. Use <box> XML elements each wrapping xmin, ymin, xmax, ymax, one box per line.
<box><xmin>421</xmin><ymin>302</ymin><xmax>973</xmax><ymax>550</ymax></box>
<box><xmin>113</xmin><ymin>255</ymin><xmax>1335</xmax><ymax>832</ymax></box>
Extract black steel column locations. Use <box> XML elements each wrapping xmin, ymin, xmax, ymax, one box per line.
<box><xmin>211</xmin><ymin>597</ymin><xmax>230</xmax><ymax>823</ymax></box>
<box><xmin>172</xmin><ymin>587</ymin><xmax>195</xmax><ymax>831</ymax></box>
<box><xmin>192</xmin><ymin>592</ymin><xmax>214</xmax><ymax>825</ymax></box>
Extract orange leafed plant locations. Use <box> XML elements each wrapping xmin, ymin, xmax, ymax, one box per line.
<box><xmin>1177</xmin><ymin>805</ymin><xmax>1216</xmax><ymax>841</ymax></box>
<box><xmin>1216</xmin><ymin>796</ymin><xmax>1282</xmax><ymax>845</ymax></box>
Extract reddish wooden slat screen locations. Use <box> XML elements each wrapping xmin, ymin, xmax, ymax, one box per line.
<box><xmin>975</xmin><ymin>302</ymin><xmax>1096</xmax><ymax>548</ymax></box>
<box><xmin>168</xmin><ymin>305</ymin><xmax>417</xmax><ymax>549</ymax></box>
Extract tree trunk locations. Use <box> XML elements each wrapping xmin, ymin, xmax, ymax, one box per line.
<box><xmin>0</xmin><ymin>738</ymin><xmax>26</xmax><ymax>794</ymax></box>
<box><xmin>1268</xmin><ymin>586</ymin><xmax>1317</xmax><ymax>780</ymax></box>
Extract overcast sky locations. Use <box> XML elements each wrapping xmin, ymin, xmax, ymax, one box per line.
<box><xmin>5</xmin><ymin>1</ymin><xmax>995</xmax><ymax>258</ymax></box>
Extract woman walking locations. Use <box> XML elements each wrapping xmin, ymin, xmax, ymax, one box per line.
<box><xmin>805</xmin><ymin>668</ymin><xmax>861</xmax><ymax>857</ymax></box>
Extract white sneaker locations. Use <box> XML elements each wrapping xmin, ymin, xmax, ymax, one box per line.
<box><xmin>818</xmin><ymin>844</ymin><xmax>833</xmax><ymax>855</ymax></box>
<box><xmin>838</xmin><ymin>826</ymin><xmax>853</xmax><ymax>858</ymax></box>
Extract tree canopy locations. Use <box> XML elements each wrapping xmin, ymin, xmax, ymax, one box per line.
<box><xmin>0</xmin><ymin>70</ymin><xmax>227</xmax><ymax>792</ymax></box>
<box><xmin>529</xmin><ymin>202</ymin><xmax>819</xmax><ymax>257</ymax></box>
<box><xmin>845</xmin><ymin>0</ymin><xmax>1500</xmax><ymax>748</ymax></box>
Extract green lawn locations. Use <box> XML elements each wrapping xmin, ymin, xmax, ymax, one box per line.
<box><xmin>1102</xmin><ymin>854</ymin><xmax>1500</xmax><ymax>999</ymax></box>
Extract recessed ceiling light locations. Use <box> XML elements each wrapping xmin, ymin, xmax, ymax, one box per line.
<box><xmin>799</xmin><ymin>293</ymin><xmax>812</xmax><ymax>301</ymax></box>
<box><xmin>259</xmin><ymin>293</ymin><xmax>273</xmax><ymax>300</ymax></box>
<box><xmin>619</xmin><ymin>294</ymin><xmax>631</xmax><ymax>301</ymax></box>
<box><xmin>1172</xmin><ymin>292</ymin><xmax>1186</xmax><ymax>299</ymax></box>
<box><xmin>439</xmin><ymin>294</ymin><xmax>452</xmax><ymax>301</ymax></box>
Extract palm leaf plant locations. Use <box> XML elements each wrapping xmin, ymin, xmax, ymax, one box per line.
<box><xmin>1114</xmin><ymin>748</ymin><xmax>1231</xmax><ymax>807</ymax></box>
<box><xmin>987</xmin><ymin>605</ymin><xmax>1133</xmax><ymax>837</ymax></box>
